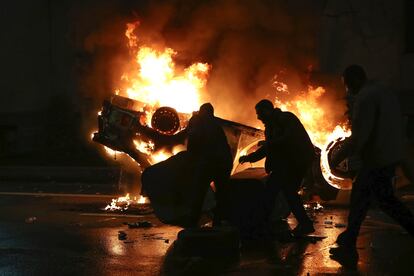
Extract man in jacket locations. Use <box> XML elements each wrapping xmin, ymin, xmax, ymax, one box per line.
<box><xmin>239</xmin><ymin>99</ymin><xmax>315</xmax><ymax>237</ymax></box>
<box><xmin>329</xmin><ymin>65</ymin><xmax>414</xmax><ymax>267</ymax></box>
<box><xmin>187</xmin><ymin>103</ymin><xmax>233</xmax><ymax>227</ymax></box>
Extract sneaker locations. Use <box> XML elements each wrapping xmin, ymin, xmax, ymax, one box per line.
<box><xmin>291</xmin><ymin>223</ymin><xmax>315</xmax><ymax>237</ymax></box>
<box><xmin>329</xmin><ymin>245</ymin><xmax>358</xmax><ymax>269</ymax></box>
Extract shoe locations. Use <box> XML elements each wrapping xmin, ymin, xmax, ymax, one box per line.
<box><xmin>329</xmin><ymin>245</ymin><xmax>358</xmax><ymax>269</ymax></box>
<box><xmin>291</xmin><ymin>223</ymin><xmax>315</xmax><ymax>237</ymax></box>
<box><xmin>335</xmin><ymin>230</ymin><xmax>355</xmax><ymax>247</ymax></box>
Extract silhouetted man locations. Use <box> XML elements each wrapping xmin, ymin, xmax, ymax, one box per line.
<box><xmin>187</xmin><ymin>103</ymin><xmax>233</xmax><ymax>227</ymax></box>
<box><xmin>330</xmin><ymin>64</ymin><xmax>414</xmax><ymax>267</ymax></box>
<box><xmin>239</xmin><ymin>99</ymin><xmax>315</xmax><ymax>236</ymax></box>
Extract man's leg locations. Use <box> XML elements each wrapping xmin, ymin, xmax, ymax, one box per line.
<box><xmin>329</xmin><ymin>168</ymin><xmax>373</xmax><ymax>268</ymax></box>
<box><xmin>373</xmin><ymin>165</ymin><xmax>414</xmax><ymax>236</ymax></box>
<box><xmin>187</xmin><ymin>162</ymin><xmax>212</xmax><ymax>227</ymax></box>
<box><xmin>263</xmin><ymin>173</ymin><xmax>283</xmax><ymax>221</ymax></box>
<box><xmin>337</xmin><ymin>168</ymin><xmax>372</xmax><ymax>246</ymax></box>
<box><xmin>212</xmin><ymin>166</ymin><xmax>231</xmax><ymax>225</ymax></box>
<box><xmin>254</xmin><ymin>173</ymin><xmax>284</xmax><ymax>239</ymax></box>
<box><xmin>280</xmin><ymin>170</ymin><xmax>314</xmax><ymax>235</ymax></box>
<box><xmin>283</xmin><ymin>185</ymin><xmax>313</xmax><ymax>226</ymax></box>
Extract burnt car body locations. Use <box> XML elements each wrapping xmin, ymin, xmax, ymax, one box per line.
<box><xmin>93</xmin><ymin>95</ymin><xmax>265</xmax><ymax>173</ymax></box>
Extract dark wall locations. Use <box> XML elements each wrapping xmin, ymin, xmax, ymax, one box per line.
<box><xmin>0</xmin><ymin>0</ymin><xmax>53</xmax><ymax>112</ymax></box>
<box><xmin>0</xmin><ymin>0</ymin><xmax>101</xmax><ymax>164</ymax></box>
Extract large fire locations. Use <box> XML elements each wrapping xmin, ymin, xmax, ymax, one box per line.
<box><xmin>99</xmin><ymin>20</ymin><xmax>352</xmax><ymax>211</ymax></box>
<box><xmin>121</xmin><ymin>22</ymin><xmax>209</xmax><ymax>115</ymax></box>
<box><xmin>113</xmin><ymin>21</ymin><xmax>209</xmax><ymax>159</ymax></box>
<box><xmin>102</xmin><ymin>21</ymin><xmax>210</xmax><ymax>210</ymax></box>
<box><xmin>97</xmin><ymin>21</ymin><xmax>210</xmax><ymax>162</ymax></box>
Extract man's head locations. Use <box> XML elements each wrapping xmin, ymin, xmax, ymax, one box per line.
<box><xmin>342</xmin><ymin>64</ymin><xmax>367</xmax><ymax>94</ymax></box>
<box><xmin>255</xmin><ymin>99</ymin><xmax>274</xmax><ymax>124</ymax></box>
<box><xmin>199</xmin><ymin>103</ymin><xmax>214</xmax><ymax>118</ymax></box>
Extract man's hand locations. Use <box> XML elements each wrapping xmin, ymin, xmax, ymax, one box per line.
<box><xmin>239</xmin><ymin>155</ymin><xmax>250</xmax><ymax>164</ymax></box>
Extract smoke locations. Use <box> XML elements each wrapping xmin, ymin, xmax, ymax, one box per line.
<box><xmin>73</xmin><ymin>0</ymin><xmax>346</xmax><ymax>129</ymax></box>
<box><xmin>141</xmin><ymin>0</ymin><xmax>344</xmax><ymax>125</ymax></box>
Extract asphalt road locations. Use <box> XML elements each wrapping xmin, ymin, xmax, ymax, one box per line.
<box><xmin>0</xmin><ymin>187</ymin><xmax>413</xmax><ymax>275</ymax></box>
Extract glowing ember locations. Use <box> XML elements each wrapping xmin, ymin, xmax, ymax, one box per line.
<box><xmin>150</xmin><ymin>150</ymin><xmax>171</xmax><ymax>164</ymax></box>
<box><xmin>137</xmin><ymin>195</ymin><xmax>147</xmax><ymax>204</ymax></box>
<box><xmin>133</xmin><ymin>140</ymin><xmax>154</xmax><ymax>155</ymax></box>
<box><xmin>104</xmin><ymin>193</ymin><xmax>149</xmax><ymax>211</ymax></box>
<box><xmin>304</xmin><ymin>202</ymin><xmax>324</xmax><ymax>211</ymax></box>
<box><xmin>104</xmin><ymin>193</ymin><xmax>131</xmax><ymax>211</ymax></box>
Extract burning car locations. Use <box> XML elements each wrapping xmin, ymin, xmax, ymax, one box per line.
<box><xmin>92</xmin><ymin>93</ymin><xmax>346</xmax><ymax>195</ymax></box>
<box><xmin>91</xmin><ymin>20</ymin><xmax>355</xmax><ymax>221</ymax></box>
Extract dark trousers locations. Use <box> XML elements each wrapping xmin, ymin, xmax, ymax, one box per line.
<box><xmin>345</xmin><ymin>164</ymin><xmax>414</xmax><ymax>245</ymax></box>
<box><xmin>188</xmin><ymin>160</ymin><xmax>231</xmax><ymax>226</ymax></box>
<box><xmin>263</xmin><ymin>167</ymin><xmax>312</xmax><ymax>226</ymax></box>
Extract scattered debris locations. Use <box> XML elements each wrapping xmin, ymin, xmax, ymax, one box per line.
<box><xmin>118</xmin><ymin>231</ymin><xmax>127</xmax><ymax>240</ymax></box>
<box><xmin>25</xmin><ymin>217</ymin><xmax>37</xmax><ymax>224</ymax></box>
<box><xmin>143</xmin><ymin>233</ymin><xmax>169</xmax><ymax>242</ymax></box>
<box><xmin>127</xmin><ymin>221</ymin><xmax>153</xmax><ymax>228</ymax></box>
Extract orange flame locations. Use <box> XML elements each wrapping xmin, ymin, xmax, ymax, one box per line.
<box><xmin>273</xmin><ymin>82</ymin><xmax>351</xmax><ymax>188</ymax></box>
<box><xmin>97</xmin><ymin>21</ymin><xmax>210</xmax><ymax>163</ymax></box>
<box><xmin>275</xmin><ymin>85</ymin><xmax>336</xmax><ymax>148</ymax></box>
<box><xmin>120</xmin><ymin>21</ymin><xmax>210</xmax><ymax>114</ymax></box>
<box><xmin>125</xmin><ymin>21</ymin><xmax>139</xmax><ymax>49</ymax></box>
<box><xmin>104</xmin><ymin>193</ymin><xmax>149</xmax><ymax>211</ymax></box>
<box><xmin>133</xmin><ymin>139</ymin><xmax>154</xmax><ymax>155</ymax></box>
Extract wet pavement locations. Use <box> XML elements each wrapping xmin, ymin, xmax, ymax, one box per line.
<box><xmin>0</xmin><ymin>189</ymin><xmax>413</xmax><ymax>275</ymax></box>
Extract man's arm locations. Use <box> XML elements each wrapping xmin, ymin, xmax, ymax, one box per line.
<box><xmin>239</xmin><ymin>143</ymin><xmax>266</xmax><ymax>163</ymax></box>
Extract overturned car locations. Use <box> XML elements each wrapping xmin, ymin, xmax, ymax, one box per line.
<box><xmin>92</xmin><ymin>95</ymin><xmax>346</xmax><ymax>228</ymax></box>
